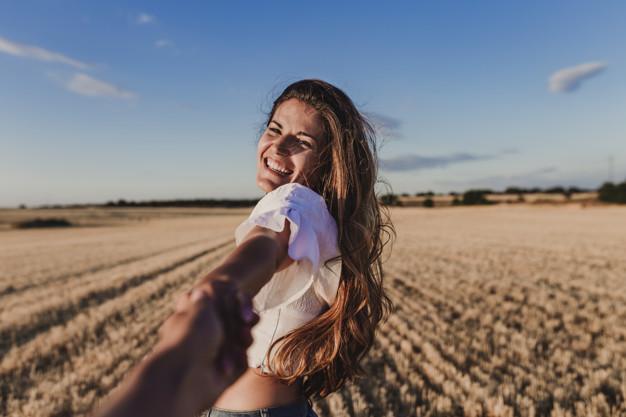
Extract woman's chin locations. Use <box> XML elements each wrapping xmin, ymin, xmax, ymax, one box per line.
<box><xmin>256</xmin><ymin>175</ymin><xmax>286</xmax><ymax>193</ymax></box>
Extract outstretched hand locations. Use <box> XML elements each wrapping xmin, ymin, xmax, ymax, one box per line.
<box><xmin>93</xmin><ymin>280</ymin><xmax>258</xmax><ymax>417</ymax></box>
<box><xmin>158</xmin><ymin>280</ymin><xmax>259</xmax><ymax>413</ymax></box>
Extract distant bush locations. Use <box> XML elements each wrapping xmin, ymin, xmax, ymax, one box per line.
<box><xmin>544</xmin><ymin>186</ymin><xmax>566</xmax><ymax>194</ymax></box>
<box><xmin>14</xmin><ymin>218</ymin><xmax>73</xmax><ymax>229</ymax></box>
<box><xmin>452</xmin><ymin>196</ymin><xmax>462</xmax><ymax>206</ymax></box>
<box><xmin>462</xmin><ymin>189</ymin><xmax>494</xmax><ymax>205</ymax></box>
<box><xmin>598</xmin><ymin>181</ymin><xmax>626</xmax><ymax>204</ymax></box>
<box><xmin>504</xmin><ymin>186</ymin><xmax>525</xmax><ymax>194</ymax></box>
<box><xmin>423</xmin><ymin>198</ymin><xmax>434</xmax><ymax>208</ymax></box>
<box><xmin>380</xmin><ymin>193</ymin><xmax>399</xmax><ymax>206</ymax></box>
<box><xmin>566</xmin><ymin>186</ymin><xmax>588</xmax><ymax>194</ymax></box>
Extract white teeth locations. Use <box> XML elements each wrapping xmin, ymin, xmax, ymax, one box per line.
<box><xmin>266</xmin><ymin>158</ymin><xmax>292</xmax><ymax>175</ymax></box>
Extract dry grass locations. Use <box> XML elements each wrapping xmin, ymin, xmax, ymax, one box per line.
<box><xmin>1</xmin><ymin>205</ymin><xmax>624</xmax><ymax>416</ymax></box>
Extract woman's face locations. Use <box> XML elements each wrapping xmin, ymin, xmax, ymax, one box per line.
<box><xmin>256</xmin><ymin>98</ymin><xmax>326</xmax><ymax>193</ymax></box>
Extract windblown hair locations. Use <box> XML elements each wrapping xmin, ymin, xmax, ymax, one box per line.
<box><xmin>264</xmin><ymin>79</ymin><xmax>395</xmax><ymax>398</ymax></box>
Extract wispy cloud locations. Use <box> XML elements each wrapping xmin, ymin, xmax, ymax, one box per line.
<box><xmin>0</xmin><ymin>36</ymin><xmax>88</xmax><ymax>69</ymax></box>
<box><xmin>549</xmin><ymin>61</ymin><xmax>607</xmax><ymax>93</ymax></box>
<box><xmin>155</xmin><ymin>39</ymin><xmax>174</xmax><ymax>48</ymax></box>
<box><xmin>137</xmin><ymin>13</ymin><xmax>155</xmax><ymax>24</ymax></box>
<box><xmin>436</xmin><ymin>166</ymin><xmax>573</xmax><ymax>190</ymax></box>
<box><xmin>380</xmin><ymin>150</ymin><xmax>515</xmax><ymax>172</ymax></box>
<box><xmin>364</xmin><ymin>112</ymin><xmax>403</xmax><ymax>139</ymax></box>
<box><xmin>471</xmin><ymin>166</ymin><xmax>558</xmax><ymax>184</ymax></box>
<box><xmin>65</xmin><ymin>73</ymin><xmax>136</xmax><ymax>99</ymax></box>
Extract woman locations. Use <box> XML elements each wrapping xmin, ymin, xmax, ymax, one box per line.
<box><xmin>195</xmin><ymin>79</ymin><xmax>394</xmax><ymax>416</ymax></box>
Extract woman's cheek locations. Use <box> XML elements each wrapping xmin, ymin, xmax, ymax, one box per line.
<box><xmin>257</xmin><ymin>138</ymin><xmax>270</xmax><ymax>158</ymax></box>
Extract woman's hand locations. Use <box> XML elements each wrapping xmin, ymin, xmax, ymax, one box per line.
<box><xmin>163</xmin><ymin>280</ymin><xmax>259</xmax><ymax>394</ymax></box>
<box><xmin>93</xmin><ymin>281</ymin><xmax>258</xmax><ymax>417</ymax></box>
<box><xmin>160</xmin><ymin>281</ymin><xmax>259</xmax><ymax>415</ymax></box>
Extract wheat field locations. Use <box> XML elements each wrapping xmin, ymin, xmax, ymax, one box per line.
<box><xmin>1</xmin><ymin>205</ymin><xmax>624</xmax><ymax>417</ymax></box>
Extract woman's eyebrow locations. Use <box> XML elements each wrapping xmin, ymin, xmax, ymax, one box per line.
<box><xmin>270</xmin><ymin>119</ymin><xmax>318</xmax><ymax>142</ymax></box>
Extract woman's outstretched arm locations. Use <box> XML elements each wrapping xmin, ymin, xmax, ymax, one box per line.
<box><xmin>195</xmin><ymin>222</ymin><xmax>294</xmax><ymax>297</ymax></box>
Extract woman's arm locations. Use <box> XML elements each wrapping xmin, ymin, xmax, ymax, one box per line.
<box><xmin>195</xmin><ymin>221</ymin><xmax>294</xmax><ymax>298</ymax></box>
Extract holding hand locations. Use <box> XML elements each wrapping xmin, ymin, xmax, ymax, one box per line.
<box><xmin>94</xmin><ymin>281</ymin><xmax>258</xmax><ymax>417</ymax></box>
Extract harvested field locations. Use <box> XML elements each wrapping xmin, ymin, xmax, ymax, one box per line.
<box><xmin>1</xmin><ymin>205</ymin><xmax>625</xmax><ymax>416</ymax></box>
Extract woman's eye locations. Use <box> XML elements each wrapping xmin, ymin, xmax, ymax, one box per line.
<box><xmin>298</xmin><ymin>139</ymin><xmax>312</xmax><ymax>148</ymax></box>
<box><xmin>268</xmin><ymin>128</ymin><xmax>280</xmax><ymax>134</ymax></box>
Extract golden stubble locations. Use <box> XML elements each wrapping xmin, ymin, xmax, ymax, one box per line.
<box><xmin>0</xmin><ymin>204</ymin><xmax>625</xmax><ymax>416</ymax></box>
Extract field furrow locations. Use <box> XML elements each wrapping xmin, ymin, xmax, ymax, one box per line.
<box><xmin>0</xmin><ymin>239</ymin><xmax>232</xmax><ymax>356</ymax></box>
<box><xmin>1</xmin><ymin>241</ymin><xmax>234</xmax><ymax>416</ymax></box>
<box><xmin>0</xmin><ymin>216</ymin><xmax>242</xmax><ymax>295</ymax></box>
<box><xmin>0</xmin><ymin>237</ymin><xmax>214</xmax><ymax>297</ymax></box>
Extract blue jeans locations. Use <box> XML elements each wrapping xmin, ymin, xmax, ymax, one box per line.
<box><xmin>203</xmin><ymin>399</ymin><xmax>318</xmax><ymax>417</ymax></box>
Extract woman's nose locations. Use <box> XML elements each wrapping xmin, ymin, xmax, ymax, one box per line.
<box><xmin>274</xmin><ymin>135</ymin><xmax>295</xmax><ymax>155</ymax></box>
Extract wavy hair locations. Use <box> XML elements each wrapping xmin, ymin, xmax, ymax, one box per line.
<box><xmin>263</xmin><ymin>79</ymin><xmax>395</xmax><ymax>398</ymax></box>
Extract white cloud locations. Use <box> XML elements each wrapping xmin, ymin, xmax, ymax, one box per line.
<box><xmin>65</xmin><ymin>73</ymin><xmax>136</xmax><ymax>99</ymax></box>
<box><xmin>155</xmin><ymin>39</ymin><xmax>174</xmax><ymax>48</ymax></box>
<box><xmin>437</xmin><ymin>166</ymin><xmax>558</xmax><ymax>189</ymax></box>
<box><xmin>0</xmin><ymin>36</ymin><xmax>88</xmax><ymax>69</ymax></box>
<box><xmin>380</xmin><ymin>149</ymin><xmax>516</xmax><ymax>172</ymax></box>
<box><xmin>549</xmin><ymin>61</ymin><xmax>607</xmax><ymax>93</ymax></box>
<box><xmin>137</xmin><ymin>13</ymin><xmax>155</xmax><ymax>24</ymax></box>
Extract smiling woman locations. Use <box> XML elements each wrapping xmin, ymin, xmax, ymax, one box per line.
<box><xmin>188</xmin><ymin>79</ymin><xmax>395</xmax><ymax>417</ymax></box>
<box><xmin>257</xmin><ymin>98</ymin><xmax>325</xmax><ymax>192</ymax></box>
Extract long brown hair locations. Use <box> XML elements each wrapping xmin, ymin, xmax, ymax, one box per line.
<box><xmin>264</xmin><ymin>79</ymin><xmax>395</xmax><ymax>398</ymax></box>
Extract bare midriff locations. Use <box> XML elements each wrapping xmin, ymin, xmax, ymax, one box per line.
<box><xmin>212</xmin><ymin>368</ymin><xmax>304</xmax><ymax>410</ymax></box>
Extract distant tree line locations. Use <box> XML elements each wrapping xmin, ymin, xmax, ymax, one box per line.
<box><xmin>502</xmin><ymin>186</ymin><xmax>590</xmax><ymax>197</ymax></box>
<box><xmin>379</xmin><ymin>184</ymin><xmax>604</xmax><ymax>207</ymax></box>
<box><xmin>18</xmin><ymin>182</ymin><xmax>623</xmax><ymax>210</ymax></box>
<box><xmin>598</xmin><ymin>181</ymin><xmax>626</xmax><ymax>204</ymax></box>
<box><xmin>104</xmin><ymin>198</ymin><xmax>259</xmax><ymax>208</ymax></box>
<box><xmin>28</xmin><ymin>198</ymin><xmax>260</xmax><ymax>210</ymax></box>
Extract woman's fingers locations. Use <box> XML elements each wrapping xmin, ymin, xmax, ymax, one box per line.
<box><xmin>216</xmin><ymin>344</ymin><xmax>248</xmax><ymax>380</ymax></box>
<box><xmin>184</xmin><ymin>280</ymin><xmax>257</xmax><ymax>331</ymax></box>
<box><xmin>160</xmin><ymin>279</ymin><xmax>258</xmax><ymax>384</ymax></box>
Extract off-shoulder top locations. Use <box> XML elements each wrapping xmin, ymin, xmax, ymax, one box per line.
<box><xmin>234</xmin><ymin>182</ymin><xmax>342</xmax><ymax>372</ymax></box>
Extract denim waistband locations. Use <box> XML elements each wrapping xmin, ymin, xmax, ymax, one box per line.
<box><xmin>203</xmin><ymin>399</ymin><xmax>315</xmax><ymax>417</ymax></box>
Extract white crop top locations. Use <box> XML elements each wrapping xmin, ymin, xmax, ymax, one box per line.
<box><xmin>233</xmin><ymin>182</ymin><xmax>342</xmax><ymax>372</ymax></box>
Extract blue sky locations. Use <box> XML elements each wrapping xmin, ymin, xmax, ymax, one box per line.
<box><xmin>1</xmin><ymin>1</ymin><xmax>625</xmax><ymax>207</ymax></box>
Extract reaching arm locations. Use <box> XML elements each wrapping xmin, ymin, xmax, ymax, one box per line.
<box><xmin>195</xmin><ymin>221</ymin><xmax>294</xmax><ymax>298</ymax></box>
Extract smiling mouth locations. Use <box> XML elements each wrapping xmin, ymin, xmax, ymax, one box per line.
<box><xmin>264</xmin><ymin>157</ymin><xmax>294</xmax><ymax>177</ymax></box>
